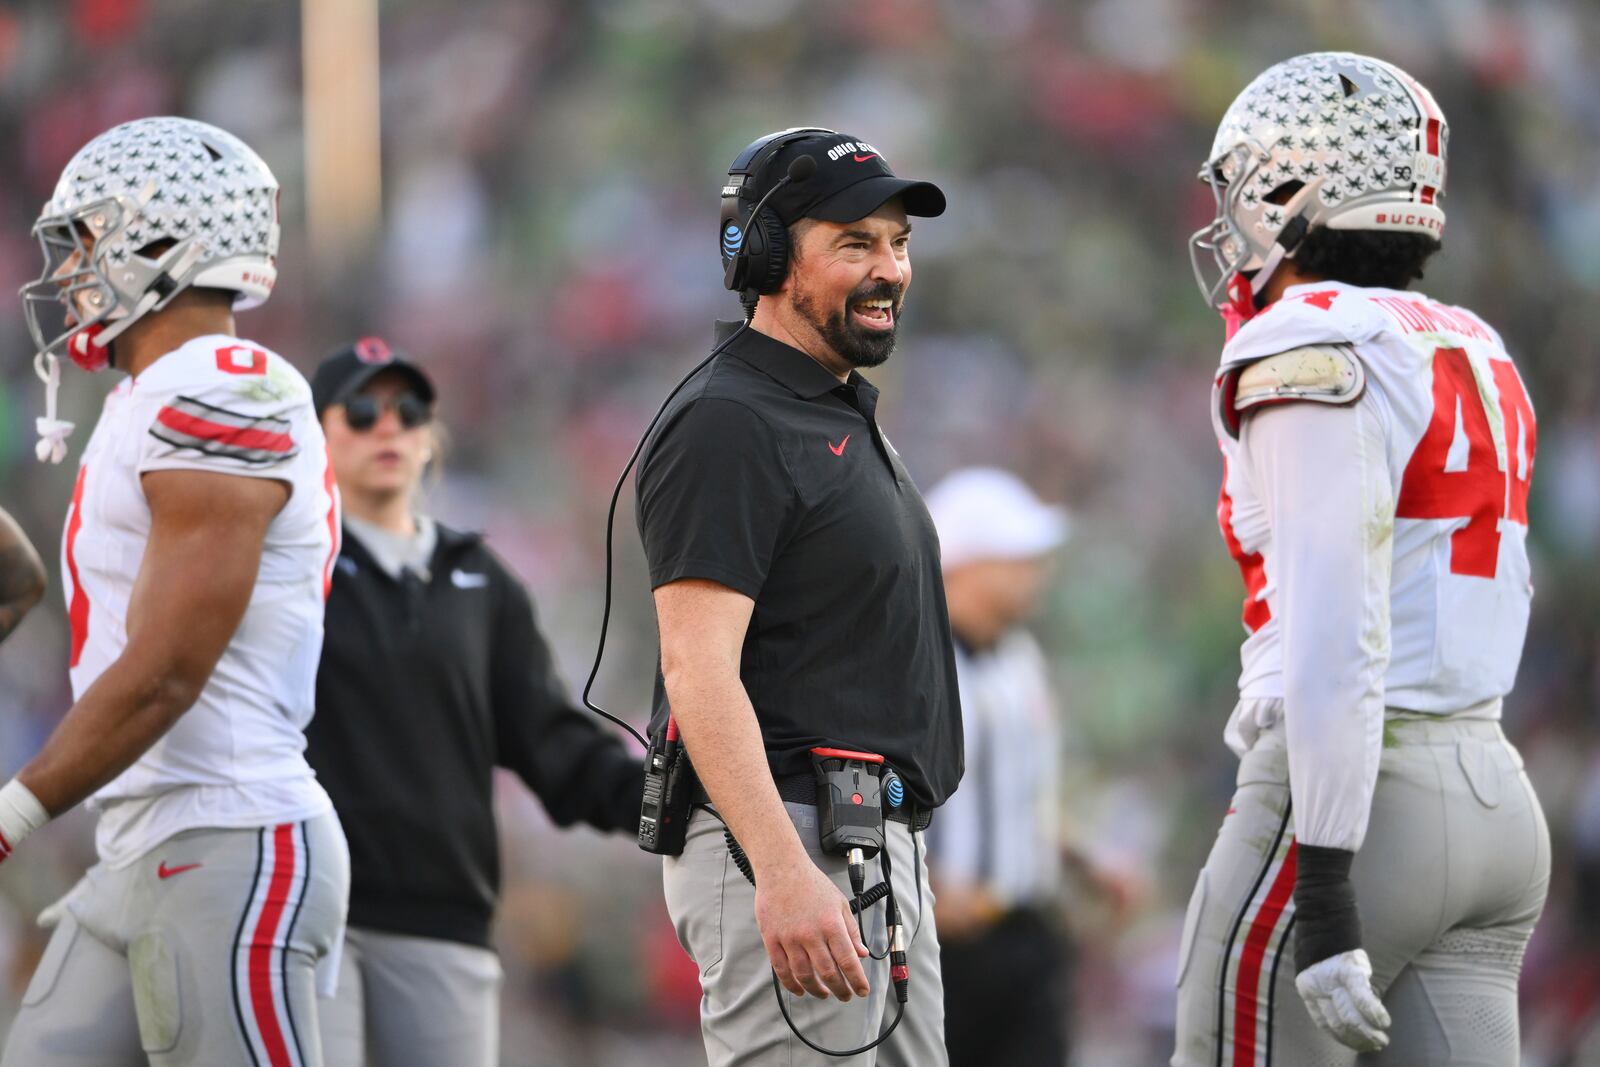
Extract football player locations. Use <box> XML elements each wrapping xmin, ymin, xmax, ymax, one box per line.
<box><xmin>1173</xmin><ymin>53</ymin><xmax>1549</xmax><ymax>1067</ymax></box>
<box><xmin>2</xmin><ymin>117</ymin><xmax>347</xmax><ymax>1067</ymax></box>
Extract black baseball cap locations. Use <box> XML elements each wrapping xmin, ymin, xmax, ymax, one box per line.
<box><xmin>747</xmin><ymin>130</ymin><xmax>946</xmax><ymax>226</ymax></box>
<box><xmin>311</xmin><ymin>336</ymin><xmax>436</xmax><ymax>416</ymax></box>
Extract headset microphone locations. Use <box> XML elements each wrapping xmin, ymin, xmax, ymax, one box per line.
<box><xmin>721</xmin><ymin>154</ymin><xmax>817</xmax><ymax>294</ymax></box>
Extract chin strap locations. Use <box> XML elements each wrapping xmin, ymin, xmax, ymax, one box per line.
<box><xmin>32</xmin><ymin>352</ymin><xmax>75</xmax><ymax>465</ymax></box>
<box><xmin>1220</xmin><ymin>272</ymin><xmax>1258</xmax><ymax>341</ymax></box>
<box><xmin>1221</xmin><ymin>215</ymin><xmax>1311</xmax><ymax>342</ymax></box>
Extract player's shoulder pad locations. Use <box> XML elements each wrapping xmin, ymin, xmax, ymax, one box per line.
<box><xmin>1216</xmin><ymin>345</ymin><xmax>1366</xmax><ymax>439</ymax></box>
<box><xmin>141</xmin><ymin>338</ymin><xmax>312</xmax><ymax>467</ymax></box>
<box><xmin>1236</xmin><ymin>345</ymin><xmax>1366</xmax><ymax>410</ymax></box>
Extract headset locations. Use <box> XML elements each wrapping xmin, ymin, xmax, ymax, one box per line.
<box><xmin>719</xmin><ymin>126</ymin><xmax>835</xmax><ymax>304</ymax></box>
<box><xmin>581</xmin><ymin>128</ymin><xmax>827</xmax><ymax>743</ymax></box>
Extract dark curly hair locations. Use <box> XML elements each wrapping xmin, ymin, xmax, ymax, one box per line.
<box><xmin>1291</xmin><ymin>227</ymin><xmax>1442</xmax><ymax>290</ymax></box>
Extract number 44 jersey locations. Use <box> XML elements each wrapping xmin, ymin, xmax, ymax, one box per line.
<box><xmin>61</xmin><ymin>334</ymin><xmax>341</xmax><ymax>868</ymax></box>
<box><xmin>1210</xmin><ymin>283</ymin><xmax>1535</xmax><ymax>847</ymax></box>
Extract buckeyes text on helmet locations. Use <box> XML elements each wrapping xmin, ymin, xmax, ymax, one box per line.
<box><xmin>1188</xmin><ymin>52</ymin><xmax>1448</xmax><ymax>313</ymax></box>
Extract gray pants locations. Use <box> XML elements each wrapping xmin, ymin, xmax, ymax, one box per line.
<box><xmin>665</xmin><ymin>803</ymin><xmax>947</xmax><ymax>1067</ymax></box>
<box><xmin>1172</xmin><ymin>713</ymin><xmax>1550</xmax><ymax>1067</ymax></box>
<box><xmin>3</xmin><ymin>814</ymin><xmax>349</xmax><ymax>1067</ymax></box>
<box><xmin>317</xmin><ymin>926</ymin><xmax>502</xmax><ymax>1067</ymax></box>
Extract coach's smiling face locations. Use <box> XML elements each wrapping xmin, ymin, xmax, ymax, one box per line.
<box><xmin>777</xmin><ymin>199</ymin><xmax>911</xmax><ymax>378</ymax></box>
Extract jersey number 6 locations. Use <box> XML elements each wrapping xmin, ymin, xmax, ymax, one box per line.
<box><xmin>1396</xmin><ymin>347</ymin><xmax>1535</xmax><ymax>579</ymax></box>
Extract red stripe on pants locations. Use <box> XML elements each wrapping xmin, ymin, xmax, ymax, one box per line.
<box><xmin>1233</xmin><ymin>841</ymin><xmax>1298</xmax><ymax>1066</ymax></box>
<box><xmin>248</xmin><ymin>824</ymin><xmax>299</xmax><ymax>1067</ymax></box>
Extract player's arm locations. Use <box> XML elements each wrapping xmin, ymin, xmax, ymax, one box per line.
<box><xmin>8</xmin><ymin>470</ymin><xmax>287</xmax><ymax>825</ymax></box>
<box><xmin>654</xmin><ymin>578</ymin><xmax>870</xmax><ymax>1002</ymax></box>
<box><xmin>1239</xmin><ymin>360</ymin><xmax>1395</xmax><ymax>1051</ymax></box>
<box><xmin>0</xmin><ymin>506</ymin><xmax>47</xmax><ymax>644</ymax></box>
<box><xmin>491</xmin><ymin>569</ymin><xmax>644</xmax><ymax>832</ymax></box>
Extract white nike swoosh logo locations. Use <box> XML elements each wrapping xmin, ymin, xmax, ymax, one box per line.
<box><xmin>451</xmin><ymin>569</ymin><xmax>488</xmax><ymax>589</ymax></box>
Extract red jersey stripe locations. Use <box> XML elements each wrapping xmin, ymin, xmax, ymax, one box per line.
<box><xmin>65</xmin><ymin>466</ymin><xmax>90</xmax><ymax>669</ymax></box>
<box><xmin>155</xmin><ymin>406</ymin><xmax>294</xmax><ymax>454</ymax></box>
<box><xmin>1217</xmin><ymin>459</ymin><xmax>1272</xmax><ymax>633</ymax></box>
<box><xmin>320</xmin><ymin>453</ymin><xmax>339</xmax><ymax>599</ymax></box>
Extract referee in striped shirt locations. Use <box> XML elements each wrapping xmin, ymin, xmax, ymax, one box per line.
<box><xmin>923</xmin><ymin>468</ymin><xmax>1074</xmax><ymax>1066</ymax></box>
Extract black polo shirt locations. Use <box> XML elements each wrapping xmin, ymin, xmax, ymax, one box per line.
<box><xmin>635</xmin><ymin>320</ymin><xmax>962</xmax><ymax>808</ymax></box>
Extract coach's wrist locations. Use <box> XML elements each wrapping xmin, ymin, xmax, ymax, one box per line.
<box><xmin>0</xmin><ymin>778</ymin><xmax>49</xmax><ymax>861</ymax></box>
<box><xmin>747</xmin><ymin>827</ymin><xmax>814</xmax><ymax>880</ymax></box>
<box><xmin>1293</xmin><ymin>844</ymin><xmax>1363</xmax><ymax>973</ymax></box>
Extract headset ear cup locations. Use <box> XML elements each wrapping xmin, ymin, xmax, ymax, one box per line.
<box><xmin>751</xmin><ymin>209</ymin><xmax>789</xmax><ymax>295</ymax></box>
<box><xmin>720</xmin><ymin>200</ymin><xmax>750</xmax><ymax>292</ymax></box>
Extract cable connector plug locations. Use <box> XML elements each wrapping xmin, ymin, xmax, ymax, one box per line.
<box><xmin>847</xmin><ymin>846</ymin><xmax>866</xmax><ymax>897</ymax></box>
<box><xmin>889</xmin><ymin>921</ymin><xmax>909</xmax><ymax>1003</ymax></box>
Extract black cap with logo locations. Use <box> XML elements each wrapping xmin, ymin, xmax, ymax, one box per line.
<box><xmin>311</xmin><ymin>337</ymin><xmax>436</xmax><ymax>416</ymax></box>
<box><xmin>752</xmin><ymin>131</ymin><xmax>947</xmax><ymax>226</ymax></box>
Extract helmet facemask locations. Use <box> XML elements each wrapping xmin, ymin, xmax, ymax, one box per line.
<box><xmin>21</xmin><ymin>191</ymin><xmax>206</xmax><ymax>374</ymax></box>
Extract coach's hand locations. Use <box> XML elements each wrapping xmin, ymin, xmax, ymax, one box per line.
<box><xmin>1293</xmin><ymin>844</ymin><xmax>1390</xmax><ymax>1052</ymax></box>
<box><xmin>1295</xmin><ymin>948</ymin><xmax>1390</xmax><ymax>1051</ymax></box>
<box><xmin>754</xmin><ymin>856</ymin><xmax>870</xmax><ymax>1001</ymax></box>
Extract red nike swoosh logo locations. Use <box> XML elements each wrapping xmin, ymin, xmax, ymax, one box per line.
<box><xmin>828</xmin><ymin>434</ymin><xmax>850</xmax><ymax>456</ymax></box>
<box><xmin>852</xmin><ymin>153</ymin><xmax>878</xmax><ymax>163</ymax></box>
<box><xmin>157</xmin><ymin>862</ymin><xmax>202</xmax><ymax>880</ymax></box>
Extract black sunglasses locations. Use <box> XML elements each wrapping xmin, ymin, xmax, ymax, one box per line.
<box><xmin>342</xmin><ymin>393</ymin><xmax>432</xmax><ymax>432</ymax></box>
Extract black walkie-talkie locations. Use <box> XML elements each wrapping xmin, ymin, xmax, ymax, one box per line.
<box><xmin>638</xmin><ymin>717</ymin><xmax>695</xmax><ymax>856</ymax></box>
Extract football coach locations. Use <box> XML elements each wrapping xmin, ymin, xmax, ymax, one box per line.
<box><xmin>635</xmin><ymin>127</ymin><xmax>961</xmax><ymax>1065</ymax></box>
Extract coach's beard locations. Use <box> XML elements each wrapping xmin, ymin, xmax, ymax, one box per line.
<box><xmin>799</xmin><ymin>281</ymin><xmax>903</xmax><ymax>369</ymax></box>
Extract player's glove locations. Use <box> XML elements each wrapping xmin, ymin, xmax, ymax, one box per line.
<box><xmin>1292</xmin><ymin>844</ymin><xmax>1390</xmax><ymax>1052</ymax></box>
<box><xmin>0</xmin><ymin>779</ymin><xmax>49</xmax><ymax>863</ymax></box>
<box><xmin>1295</xmin><ymin>948</ymin><xmax>1390</xmax><ymax>1051</ymax></box>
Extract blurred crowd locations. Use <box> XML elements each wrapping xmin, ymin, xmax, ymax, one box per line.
<box><xmin>0</xmin><ymin>0</ymin><xmax>1595</xmax><ymax>1064</ymax></box>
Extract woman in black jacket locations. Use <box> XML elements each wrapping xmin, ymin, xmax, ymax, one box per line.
<box><xmin>303</xmin><ymin>338</ymin><xmax>643</xmax><ymax>1067</ymax></box>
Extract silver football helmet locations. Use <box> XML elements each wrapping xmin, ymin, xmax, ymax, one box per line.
<box><xmin>1190</xmin><ymin>52</ymin><xmax>1448</xmax><ymax>315</ymax></box>
<box><xmin>21</xmin><ymin>116</ymin><xmax>280</xmax><ymax>372</ymax></box>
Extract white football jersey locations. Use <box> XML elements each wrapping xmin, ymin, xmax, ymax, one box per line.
<box><xmin>62</xmin><ymin>334</ymin><xmax>339</xmax><ymax>866</ymax></box>
<box><xmin>1211</xmin><ymin>282</ymin><xmax>1535</xmax><ymax>850</ymax></box>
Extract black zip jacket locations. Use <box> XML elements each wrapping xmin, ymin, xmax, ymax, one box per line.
<box><xmin>304</xmin><ymin>522</ymin><xmax>644</xmax><ymax>948</ymax></box>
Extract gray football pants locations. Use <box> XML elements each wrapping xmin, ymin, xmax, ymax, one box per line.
<box><xmin>317</xmin><ymin>926</ymin><xmax>502</xmax><ymax>1067</ymax></box>
<box><xmin>2</xmin><ymin>815</ymin><xmax>348</xmax><ymax>1067</ymax></box>
<box><xmin>1172</xmin><ymin>711</ymin><xmax>1550</xmax><ymax>1067</ymax></box>
<box><xmin>665</xmin><ymin>803</ymin><xmax>947</xmax><ymax>1067</ymax></box>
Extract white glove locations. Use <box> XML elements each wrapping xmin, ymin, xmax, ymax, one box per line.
<box><xmin>1294</xmin><ymin>948</ymin><xmax>1391</xmax><ymax>1052</ymax></box>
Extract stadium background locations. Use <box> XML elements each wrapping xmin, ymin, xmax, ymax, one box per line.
<box><xmin>0</xmin><ymin>0</ymin><xmax>1596</xmax><ymax>1063</ymax></box>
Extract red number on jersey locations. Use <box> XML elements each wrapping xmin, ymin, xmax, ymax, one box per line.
<box><xmin>1218</xmin><ymin>458</ymin><xmax>1271</xmax><ymax>632</ymax></box>
<box><xmin>321</xmin><ymin>448</ymin><xmax>340</xmax><ymax>599</ymax></box>
<box><xmin>65</xmin><ymin>466</ymin><xmax>90</xmax><ymax>668</ymax></box>
<box><xmin>215</xmin><ymin>345</ymin><xmax>267</xmax><ymax>375</ymax></box>
<box><xmin>1395</xmin><ymin>347</ymin><xmax>1535</xmax><ymax>578</ymax></box>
